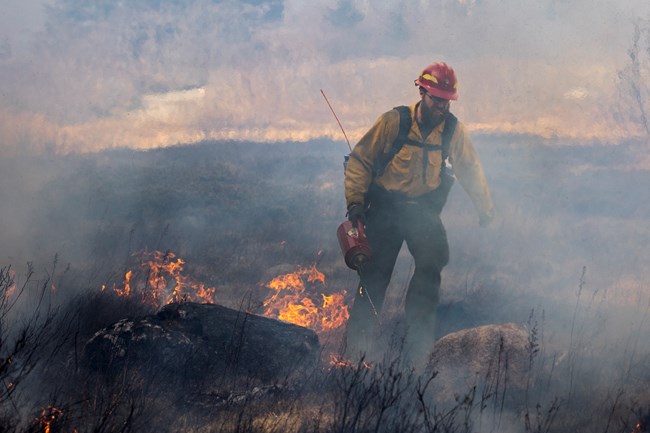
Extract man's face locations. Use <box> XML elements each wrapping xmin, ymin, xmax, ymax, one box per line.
<box><xmin>421</xmin><ymin>91</ymin><xmax>450</xmax><ymax>125</ymax></box>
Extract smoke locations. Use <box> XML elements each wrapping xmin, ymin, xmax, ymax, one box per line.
<box><xmin>0</xmin><ymin>0</ymin><xmax>649</xmax><ymax>153</ymax></box>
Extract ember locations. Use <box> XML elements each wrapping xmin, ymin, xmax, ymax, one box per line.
<box><xmin>262</xmin><ymin>265</ymin><xmax>350</xmax><ymax>335</ymax></box>
<box><xmin>103</xmin><ymin>250</ymin><xmax>216</xmax><ymax>309</ymax></box>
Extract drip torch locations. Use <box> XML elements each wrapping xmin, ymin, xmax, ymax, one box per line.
<box><xmin>336</xmin><ymin>220</ymin><xmax>371</xmax><ymax>271</ymax></box>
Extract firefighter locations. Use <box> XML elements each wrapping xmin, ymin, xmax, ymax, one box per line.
<box><xmin>343</xmin><ymin>62</ymin><xmax>494</xmax><ymax>366</ymax></box>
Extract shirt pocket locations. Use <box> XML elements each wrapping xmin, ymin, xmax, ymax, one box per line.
<box><xmin>387</xmin><ymin>147</ymin><xmax>415</xmax><ymax>181</ymax></box>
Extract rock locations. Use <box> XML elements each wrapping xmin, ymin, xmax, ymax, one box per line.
<box><xmin>424</xmin><ymin>323</ymin><xmax>531</xmax><ymax>399</ymax></box>
<box><xmin>83</xmin><ymin>302</ymin><xmax>320</xmax><ymax>383</ymax></box>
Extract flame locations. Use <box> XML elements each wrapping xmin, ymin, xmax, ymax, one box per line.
<box><xmin>37</xmin><ymin>405</ymin><xmax>63</xmax><ymax>433</ymax></box>
<box><xmin>329</xmin><ymin>354</ymin><xmax>355</xmax><ymax>368</ymax></box>
<box><xmin>261</xmin><ymin>265</ymin><xmax>350</xmax><ymax>335</ymax></box>
<box><xmin>329</xmin><ymin>354</ymin><xmax>372</xmax><ymax>370</ymax></box>
<box><xmin>106</xmin><ymin>250</ymin><xmax>216</xmax><ymax>309</ymax></box>
<box><xmin>114</xmin><ymin>270</ymin><xmax>132</xmax><ymax>298</ymax></box>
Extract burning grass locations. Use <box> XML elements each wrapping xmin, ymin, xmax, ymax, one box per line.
<box><xmin>102</xmin><ymin>250</ymin><xmax>351</xmax><ymax>352</ymax></box>
<box><xmin>102</xmin><ymin>250</ymin><xmax>217</xmax><ymax>309</ymax></box>
<box><xmin>262</xmin><ymin>264</ymin><xmax>350</xmax><ymax>337</ymax></box>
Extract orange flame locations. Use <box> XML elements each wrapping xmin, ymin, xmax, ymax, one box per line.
<box><xmin>262</xmin><ymin>265</ymin><xmax>350</xmax><ymax>335</ymax></box>
<box><xmin>37</xmin><ymin>405</ymin><xmax>63</xmax><ymax>433</ymax></box>
<box><xmin>106</xmin><ymin>250</ymin><xmax>216</xmax><ymax>309</ymax></box>
<box><xmin>114</xmin><ymin>270</ymin><xmax>132</xmax><ymax>298</ymax></box>
<box><xmin>329</xmin><ymin>354</ymin><xmax>355</xmax><ymax>368</ymax></box>
<box><xmin>329</xmin><ymin>354</ymin><xmax>372</xmax><ymax>370</ymax></box>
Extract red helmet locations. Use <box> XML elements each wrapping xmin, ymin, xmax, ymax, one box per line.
<box><xmin>414</xmin><ymin>62</ymin><xmax>458</xmax><ymax>101</ymax></box>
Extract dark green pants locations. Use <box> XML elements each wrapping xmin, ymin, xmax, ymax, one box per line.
<box><xmin>345</xmin><ymin>192</ymin><xmax>449</xmax><ymax>365</ymax></box>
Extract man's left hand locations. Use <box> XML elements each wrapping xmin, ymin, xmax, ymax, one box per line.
<box><xmin>479</xmin><ymin>212</ymin><xmax>494</xmax><ymax>228</ymax></box>
<box><xmin>347</xmin><ymin>203</ymin><xmax>366</xmax><ymax>228</ymax></box>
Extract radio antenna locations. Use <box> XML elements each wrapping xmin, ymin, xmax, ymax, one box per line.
<box><xmin>320</xmin><ymin>89</ymin><xmax>352</xmax><ymax>152</ymax></box>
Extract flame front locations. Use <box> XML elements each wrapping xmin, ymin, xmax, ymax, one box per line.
<box><xmin>262</xmin><ymin>265</ymin><xmax>349</xmax><ymax>335</ymax></box>
<box><xmin>105</xmin><ymin>250</ymin><xmax>216</xmax><ymax>309</ymax></box>
<box><xmin>106</xmin><ymin>252</ymin><xmax>344</xmax><ymax>329</ymax></box>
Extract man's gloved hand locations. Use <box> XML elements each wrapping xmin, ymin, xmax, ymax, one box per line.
<box><xmin>479</xmin><ymin>211</ymin><xmax>494</xmax><ymax>228</ymax></box>
<box><xmin>347</xmin><ymin>203</ymin><xmax>366</xmax><ymax>228</ymax></box>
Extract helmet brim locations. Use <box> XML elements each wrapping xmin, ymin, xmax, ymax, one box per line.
<box><xmin>415</xmin><ymin>79</ymin><xmax>458</xmax><ymax>101</ymax></box>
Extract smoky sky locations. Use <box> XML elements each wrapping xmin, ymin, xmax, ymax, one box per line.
<box><xmin>0</xmin><ymin>0</ymin><xmax>649</xmax><ymax>153</ymax></box>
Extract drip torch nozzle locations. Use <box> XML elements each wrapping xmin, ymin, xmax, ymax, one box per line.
<box><xmin>351</xmin><ymin>253</ymin><xmax>369</xmax><ymax>271</ymax></box>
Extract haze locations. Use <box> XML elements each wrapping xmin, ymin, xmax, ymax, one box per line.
<box><xmin>1</xmin><ymin>0</ymin><xmax>649</xmax><ymax>154</ymax></box>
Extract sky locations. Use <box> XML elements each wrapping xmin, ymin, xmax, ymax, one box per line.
<box><xmin>1</xmin><ymin>0</ymin><xmax>649</xmax><ymax>154</ymax></box>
